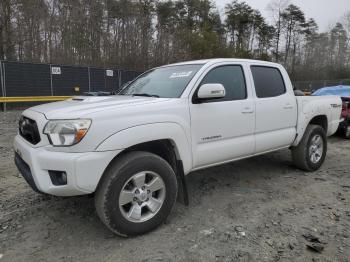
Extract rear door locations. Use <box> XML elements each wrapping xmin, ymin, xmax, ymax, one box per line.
<box><xmin>250</xmin><ymin>65</ymin><xmax>297</xmax><ymax>153</ymax></box>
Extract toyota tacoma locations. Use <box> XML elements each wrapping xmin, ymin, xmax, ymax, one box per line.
<box><xmin>14</xmin><ymin>59</ymin><xmax>342</xmax><ymax>236</ymax></box>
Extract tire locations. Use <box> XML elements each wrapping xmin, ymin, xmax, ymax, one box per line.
<box><xmin>291</xmin><ymin>124</ymin><xmax>327</xmax><ymax>172</ymax></box>
<box><xmin>95</xmin><ymin>151</ymin><xmax>178</xmax><ymax>236</ymax></box>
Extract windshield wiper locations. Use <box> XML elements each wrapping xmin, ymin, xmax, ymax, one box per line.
<box><xmin>132</xmin><ymin>93</ymin><xmax>159</xmax><ymax>98</ymax></box>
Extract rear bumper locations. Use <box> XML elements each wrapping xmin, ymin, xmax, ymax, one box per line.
<box><xmin>14</xmin><ymin>135</ymin><xmax>121</xmax><ymax>196</ymax></box>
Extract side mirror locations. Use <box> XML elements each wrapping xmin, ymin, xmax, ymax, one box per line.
<box><xmin>293</xmin><ymin>89</ymin><xmax>305</xmax><ymax>96</ymax></box>
<box><xmin>196</xmin><ymin>83</ymin><xmax>226</xmax><ymax>102</ymax></box>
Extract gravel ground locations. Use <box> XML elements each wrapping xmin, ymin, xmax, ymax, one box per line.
<box><xmin>1</xmin><ymin>110</ymin><xmax>350</xmax><ymax>262</ymax></box>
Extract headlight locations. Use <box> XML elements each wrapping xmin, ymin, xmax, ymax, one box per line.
<box><xmin>44</xmin><ymin>119</ymin><xmax>91</xmax><ymax>146</ymax></box>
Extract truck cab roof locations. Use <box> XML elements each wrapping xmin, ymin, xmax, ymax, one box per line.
<box><xmin>165</xmin><ymin>58</ymin><xmax>280</xmax><ymax>67</ymax></box>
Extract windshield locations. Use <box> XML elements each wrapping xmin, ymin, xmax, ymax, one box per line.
<box><xmin>119</xmin><ymin>64</ymin><xmax>203</xmax><ymax>98</ymax></box>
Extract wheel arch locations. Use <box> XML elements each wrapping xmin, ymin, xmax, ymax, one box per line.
<box><xmin>94</xmin><ymin>123</ymin><xmax>192</xmax><ymax>204</ymax></box>
<box><xmin>96</xmin><ymin>122</ymin><xmax>192</xmax><ymax>174</ymax></box>
<box><xmin>309</xmin><ymin>115</ymin><xmax>328</xmax><ymax>133</ymax></box>
<box><xmin>107</xmin><ymin>139</ymin><xmax>189</xmax><ymax>200</ymax></box>
<box><xmin>114</xmin><ymin>139</ymin><xmax>179</xmax><ymax>172</ymax></box>
<box><xmin>293</xmin><ymin>114</ymin><xmax>328</xmax><ymax>146</ymax></box>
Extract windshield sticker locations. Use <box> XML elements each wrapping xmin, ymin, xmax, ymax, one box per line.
<box><xmin>169</xmin><ymin>71</ymin><xmax>193</xmax><ymax>78</ymax></box>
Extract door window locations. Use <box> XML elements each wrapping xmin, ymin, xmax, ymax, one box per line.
<box><xmin>198</xmin><ymin>65</ymin><xmax>247</xmax><ymax>102</ymax></box>
<box><xmin>251</xmin><ymin>66</ymin><xmax>286</xmax><ymax>98</ymax></box>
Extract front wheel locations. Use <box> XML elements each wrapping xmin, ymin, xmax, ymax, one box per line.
<box><xmin>95</xmin><ymin>151</ymin><xmax>178</xmax><ymax>236</ymax></box>
<box><xmin>291</xmin><ymin>124</ymin><xmax>327</xmax><ymax>171</ymax></box>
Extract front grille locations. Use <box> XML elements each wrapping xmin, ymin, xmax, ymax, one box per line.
<box><xmin>19</xmin><ymin>116</ymin><xmax>41</xmax><ymax>145</ymax></box>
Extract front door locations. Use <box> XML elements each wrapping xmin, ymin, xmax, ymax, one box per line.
<box><xmin>189</xmin><ymin>64</ymin><xmax>255</xmax><ymax>169</ymax></box>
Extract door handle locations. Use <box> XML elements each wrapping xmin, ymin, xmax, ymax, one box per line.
<box><xmin>241</xmin><ymin>107</ymin><xmax>254</xmax><ymax>114</ymax></box>
<box><xmin>284</xmin><ymin>104</ymin><xmax>293</xmax><ymax>109</ymax></box>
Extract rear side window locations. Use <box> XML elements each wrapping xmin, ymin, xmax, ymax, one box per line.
<box><xmin>200</xmin><ymin>65</ymin><xmax>247</xmax><ymax>102</ymax></box>
<box><xmin>251</xmin><ymin>66</ymin><xmax>286</xmax><ymax>98</ymax></box>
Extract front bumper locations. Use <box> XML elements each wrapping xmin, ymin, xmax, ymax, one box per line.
<box><xmin>14</xmin><ymin>152</ymin><xmax>41</xmax><ymax>193</ymax></box>
<box><xmin>14</xmin><ymin>135</ymin><xmax>121</xmax><ymax>196</ymax></box>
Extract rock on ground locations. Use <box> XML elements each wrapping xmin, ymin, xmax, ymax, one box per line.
<box><xmin>1</xmin><ymin>111</ymin><xmax>350</xmax><ymax>262</ymax></box>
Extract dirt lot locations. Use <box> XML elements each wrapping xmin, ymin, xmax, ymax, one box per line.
<box><xmin>1</xmin><ymin>111</ymin><xmax>350</xmax><ymax>262</ymax></box>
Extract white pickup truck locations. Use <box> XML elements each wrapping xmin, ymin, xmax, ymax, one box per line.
<box><xmin>14</xmin><ymin>59</ymin><xmax>342</xmax><ymax>236</ymax></box>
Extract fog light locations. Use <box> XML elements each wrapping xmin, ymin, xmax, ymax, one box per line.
<box><xmin>48</xmin><ymin>171</ymin><xmax>67</xmax><ymax>186</ymax></box>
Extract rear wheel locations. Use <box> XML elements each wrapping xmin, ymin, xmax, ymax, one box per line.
<box><xmin>95</xmin><ymin>151</ymin><xmax>178</xmax><ymax>236</ymax></box>
<box><xmin>291</xmin><ymin>125</ymin><xmax>327</xmax><ymax>171</ymax></box>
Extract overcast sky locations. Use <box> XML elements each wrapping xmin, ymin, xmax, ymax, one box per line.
<box><xmin>216</xmin><ymin>0</ymin><xmax>350</xmax><ymax>31</ymax></box>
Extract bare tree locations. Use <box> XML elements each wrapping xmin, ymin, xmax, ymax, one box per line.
<box><xmin>0</xmin><ymin>0</ymin><xmax>349</xmax><ymax>82</ymax></box>
<box><xmin>267</xmin><ymin>0</ymin><xmax>290</xmax><ymax>61</ymax></box>
<box><xmin>0</xmin><ymin>0</ymin><xmax>15</xmax><ymax>60</ymax></box>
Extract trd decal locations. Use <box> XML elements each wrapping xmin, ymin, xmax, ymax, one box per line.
<box><xmin>201</xmin><ymin>135</ymin><xmax>222</xmax><ymax>141</ymax></box>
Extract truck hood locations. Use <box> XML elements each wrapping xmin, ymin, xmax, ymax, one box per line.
<box><xmin>29</xmin><ymin>95</ymin><xmax>170</xmax><ymax>119</ymax></box>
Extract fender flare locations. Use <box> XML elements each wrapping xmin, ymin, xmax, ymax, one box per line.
<box><xmin>292</xmin><ymin>111</ymin><xmax>330</xmax><ymax>147</ymax></box>
<box><xmin>95</xmin><ymin>122</ymin><xmax>193</xmax><ymax>174</ymax></box>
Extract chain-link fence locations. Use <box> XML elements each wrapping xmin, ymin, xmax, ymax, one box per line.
<box><xmin>293</xmin><ymin>79</ymin><xmax>350</xmax><ymax>93</ymax></box>
<box><xmin>0</xmin><ymin>60</ymin><xmax>142</xmax><ymax>98</ymax></box>
<box><xmin>2</xmin><ymin>60</ymin><xmax>349</xmax><ymax>104</ymax></box>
